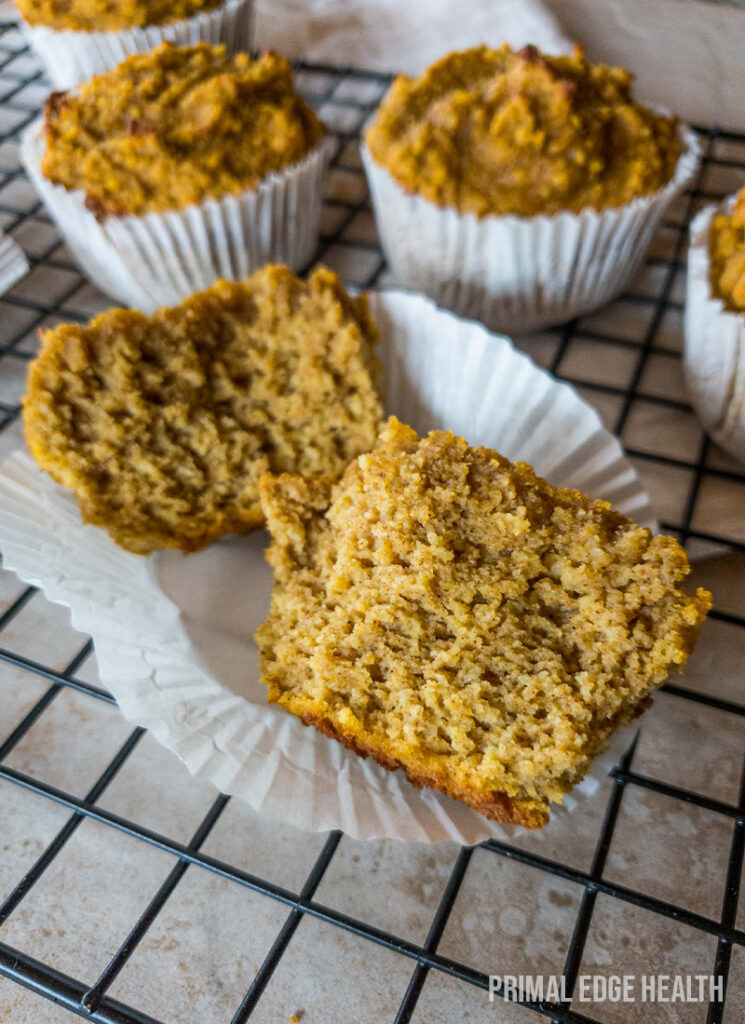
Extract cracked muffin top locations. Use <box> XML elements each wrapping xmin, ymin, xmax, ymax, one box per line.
<box><xmin>41</xmin><ymin>42</ymin><xmax>325</xmax><ymax>218</ymax></box>
<box><xmin>23</xmin><ymin>265</ymin><xmax>383</xmax><ymax>555</ymax></box>
<box><xmin>257</xmin><ymin>417</ymin><xmax>710</xmax><ymax>828</ymax></box>
<box><xmin>17</xmin><ymin>0</ymin><xmax>223</xmax><ymax>33</ymax></box>
<box><xmin>365</xmin><ymin>44</ymin><xmax>683</xmax><ymax>219</ymax></box>
<box><xmin>709</xmin><ymin>187</ymin><xmax>745</xmax><ymax>312</ymax></box>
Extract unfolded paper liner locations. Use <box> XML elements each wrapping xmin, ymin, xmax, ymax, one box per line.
<box><xmin>362</xmin><ymin>125</ymin><xmax>701</xmax><ymax>334</ymax></box>
<box><xmin>0</xmin><ymin>232</ymin><xmax>29</xmax><ymax>296</ymax></box>
<box><xmin>0</xmin><ymin>291</ymin><xmax>654</xmax><ymax>844</ymax></box>
<box><xmin>21</xmin><ymin>120</ymin><xmax>332</xmax><ymax>312</ymax></box>
<box><xmin>684</xmin><ymin>195</ymin><xmax>745</xmax><ymax>464</ymax></box>
<box><xmin>19</xmin><ymin>0</ymin><xmax>254</xmax><ymax>90</ymax></box>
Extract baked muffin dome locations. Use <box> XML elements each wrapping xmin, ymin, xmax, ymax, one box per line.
<box><xmin>41</xmin><ymin>42</ymin><xmax>325</xmax><ymax>218</ymax></box>
<box><xmin>366</xmin><ymin>44</ymin><xmax>682</xmax><ymax>219</ymax></box>
<box><xmin>708</xmin><ymin>186</ymin><xmax>745</xmax><ymax>311</ymax></box>
<box><xmin>17</xmin><ymin>0</ymin><xmax>223</xmax><ymax>33</ymax></box>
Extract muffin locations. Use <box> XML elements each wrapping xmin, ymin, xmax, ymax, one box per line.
<box><xmin>23</xmin><ymin>265</ymin><xmax>383</xmax><ymax>554</ymax></box>
<box><xmin>22</xmin><ymin>43</ymin><xmax>330</xmax><ymax>311</ymax></box>
<box><xmin>257</xmin><ymin>417</ymin><xmax>710</xmax><ymax>828</ymax></box>
<box><xmin>363</xmin><ymin>44</ymin><xmax>700</xmax><ymax>334</ymax></box>
<box><xmin>17</xmin><ymin>0</ymin><xmax>254</xmax><ymax>89</ymax></box>
<box><xmin>685</xmin><ymin>187</ymin><xmax>745</xmax><ymax>462</ymax></box>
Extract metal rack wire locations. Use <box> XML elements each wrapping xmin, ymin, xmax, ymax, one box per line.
<box><xmin>0</xmin><ymin>17</ymin><xmax>744</xmax><ymax>1024</ymax></box>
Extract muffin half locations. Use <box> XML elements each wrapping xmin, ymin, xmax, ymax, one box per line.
<box><xmin>23</xmin><ymin>266</ymin><xmax>383</xmax><ymax>554</ymax></box>
<box><xmin>257</xmin><ymin>417</ymin><xmax>710</xmax><ymax>827</ymax></box>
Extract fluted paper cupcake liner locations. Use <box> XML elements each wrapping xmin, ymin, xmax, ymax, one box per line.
<box><xmin>22</xmin><ymin>120</ymin><xmax>332</xmax><ymax>312</ymax></box>
<box><xmin>0</xmin><ymin>292</ymin><xmax>653</xmax><ymax>844</ymax></box>
<box><xmin>362</xmin><ymin>125</ymin><xmax>701</xmax><ymax>334</ymax></box>
<box><xmin>20</xmin><ymin>0</ymin><xmax>254</xmax><ymax>90</ymax></box>
<box><xmin>684</xmin><ymin>195</ymin><xmax>745</xmax><ymax>463</ymax></box>
<box><xmin>0</xmin><ymin>232</ymin><xmax>29</xmax><ymax>296</ymax></box>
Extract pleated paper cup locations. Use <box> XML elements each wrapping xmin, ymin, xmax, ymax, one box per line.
<box><xmin>0</xmin><ymin>292</ymin><xmax>654</xmax><ymax>844</ymax></box>
<box><xmin>362</xmin><ymin>125</ymin><xmax>701</xmax><ymax>334</ymax></box>
<box><xmin>19</xmin><ymin>0</ymin><xmax>254</xmax><ymax>90</ymax></box>
<box><xmin>0</xmin><ymin>232</ymin><xmax>29</xmax><ymax>296</ymax></box>
<box><xmin>684</xmin><ymin>195</ymin><xmax>745</xmax><ymax>463</ymax></box>
<box><xmin>22</xmin><ymin>119</ymin><xmax>332</xmax><ymax>312</ymax></box>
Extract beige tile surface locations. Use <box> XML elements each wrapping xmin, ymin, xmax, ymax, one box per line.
<box><xmin>438</xmin><ymin>849</ymin><xmax>582</xmax><ymax>978</ymax></box>
<box><xmin>0</xmin><ymin>593</ymin><xmax>86</xmax><ymax>672</ymax></box>
<box><xmin>622</xmin><ymin>402</ymin><xmax>704</xmax><ymax>463</ymax></box>
<box><xmin>410</xmin><ymin>972</ymin><xmax>542</xmax><ymax>1024</ymax></box>
<box><xmin>632</xmin><ymin>690</ymin><xmax>745</xmax><ymax>805</ymax></box>
<box><xmin>603</xmin><ymin>786</ymin><xmax>733</xmax><ymax>919</ymax></box>
<box><xmin>576</xmin><ymin>895</ymin><xmax>716</xmax><ymax>1024</ymax></box>
<box><xmin>0</xmin><ymin>977</ymin><xmax>77</xmax><ymax>1023</ymax></box>
<box><xmin>109</xmin><ymin>867</ymin><xmax>290</xmax><ymax>1024</ymax></box>
<box><xmin>312</xmin><ymin>835</ymin><xmax>460</xmax><ymax>945</ymax></box>
<box><xmin>0</xmin><ymin>660</ymin><xmax>50</xmax><ymax>740</ymax></box>
<box><xmin>3</xmin><ymin>687</ymin><xmax>135</xmax><ymax>798</ymax></box>
<box><xmin>0</xmin><ymin>818</ymin><xmax>175</xmax><ymax>982</ymax></box>
<box><xmin>0</xmin><ymin>778</ymin><xmax>71</xmax><ymax>904</ymax></box>
<box><xmin>95</xmin><ymin>732</ymin><xmax>220</xmax><ymax>846</ymax></box>
<box><xmin>247</xmin><ymin>914</ymin><xmax>414</xmax><ymax>1024</ymax></box>
<box><xmin>198</xmin><ymin>796</ymin><xmax>331</xmax><ymax>894</ymax></box>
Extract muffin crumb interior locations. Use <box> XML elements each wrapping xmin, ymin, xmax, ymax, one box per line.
<box><xmin>258</xmin><ymin>417</ymin><xmax>710</xmax><ymax>827</ymax></box>
<box><xmin>23</xmin><ymin>265</ymin><xmax>383</xmax><ymax>554</ymax></box>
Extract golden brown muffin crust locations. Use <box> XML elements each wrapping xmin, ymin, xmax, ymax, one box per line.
<box><xmin>709</xmin><ymin>187</ymin><xmax>745</xmax><ymax>312</ymax></box>
<box><xmin>41</xmin><ymin>42</ymin><xmax>325</xmax><ymax>218</ymax></box>
<box><xmin>23</xmin><ymin>266</ymin><xmax>383</xmax><ymax>554</ymax></box>
<box><xmin>366</xmin><ymin>44</ymin><xmax>683</xmax><ymax>218</ymax></box>
<box><xmin>257</xmin><ymin>418</ymin><xmax>710</xmax><ymax>827</ymax></box>
<box><xmin>18</xmin><ymin>0</ymin><xmax>223</xmax><ymax>33</ymax></box>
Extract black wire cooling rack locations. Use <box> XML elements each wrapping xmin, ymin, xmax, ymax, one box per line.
<box><xmin>1</xmin><ymin>18</ymin><xmax>745</xmax><ymax>1024</ymax></box>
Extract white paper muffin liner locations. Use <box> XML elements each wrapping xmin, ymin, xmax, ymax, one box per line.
<box><xmin>684</xmin><ymin>195</ymin><xmax>745</xmax><ymax>463</ymax></box>
<box><xmin>21</xmin><ymin>120</ymin><xmax>332</xmax><ymax>312</ymax></box>
<box><xmin>0</xmin><ymin>291</ymin><xmax>655</xmax><ymax>844</ymax></box>
<box><xmin>362</xmin><ymin>125</ymin><xmax>701</xmax><ymax>334</ymax></box>
<box><xmin>0</xmin><ymin>232</ymin><xmax>29</xmax><ymax>295</ymax></box>
<box><xmin>19</xmin><ymin>0</ymin><xmax>254</xmax><ymax>90</ymax></box>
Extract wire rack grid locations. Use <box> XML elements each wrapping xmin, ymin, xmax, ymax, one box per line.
<box><xmin>0</xmin><ymin>18</ymin><xmax>744</xmax><ymax>1024</ymax></box>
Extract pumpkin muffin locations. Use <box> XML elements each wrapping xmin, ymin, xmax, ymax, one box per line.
<box><xmin>708</xmin><ymin>186</ymin><xmax>745</xmax><ymax>312</ymax></box>
<box><xmin>41</xmin><ymin>42</ymin><xmax>325</xmax><ymax>218</ymax></box>
<box><xmin>366</xmin><ymin>44</ymin><xmax>682</xmax><ymax>219</ymax></box>
<box><xmin>23</xmin><ymin>265</ymin><xmax>383</xmax><ymax>555</ymax></box>
<box><xmin>257</xmin><ymin>418</ymin><xmax>710</xmax><ymax>828</ymax></box>
<box><xmin>17</xmin><ymin>0</ymin><xmax>223</xmax><ymax>32</ymax></box>
<box><xmin>362</xmin><ymin>44</ymin><xmax>697</xmax><ymax>333</ymax></box>
<box><xmin>684</xmin><ymin>190</ymin><xmax>745</xmax><ymax>463</ymax></box>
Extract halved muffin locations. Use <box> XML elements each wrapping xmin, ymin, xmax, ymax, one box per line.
<box><xmin>257</xmin><ymin>417</ymin><xmax>710</xmax><ymax>828</ymax></box>
<box><xmin>23</xmin><ymin>266</ymin><xmax>383</xmax><ymax>554</ymax></box>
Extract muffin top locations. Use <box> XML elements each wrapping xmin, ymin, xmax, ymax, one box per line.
<box><xmin>366</xmin><ymin>44</ymin><xmax>683</xmax><ymax>219</ymax></box>
<box><xmin>709</xmin><ymin>188</ymin><xmax>745</xmax><ymax>311</ymax></box>
<box><xmin>17</xmin><ymin>0</ymin><xmax>223</xmax><ymax>33</ymax></box>
<box><xmin>41</xmin><ymin>43</ymin><xmax>325</xmax><ymax>218</ymax></box>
